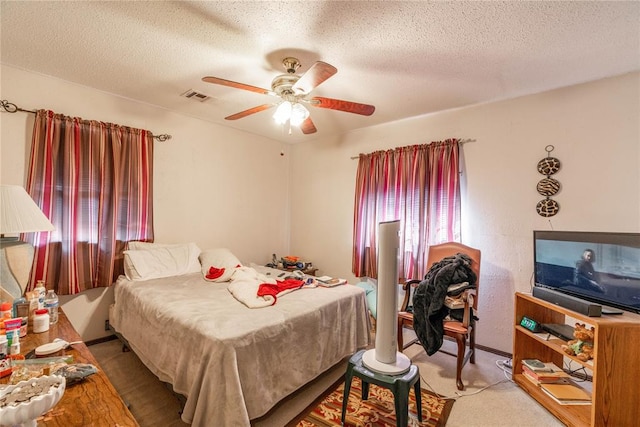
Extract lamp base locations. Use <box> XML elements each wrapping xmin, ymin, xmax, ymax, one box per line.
<box><xmin>1</xmin><ymin>238</ymin><xmax>35</xmax><ymax>302</ymax></box>
<box><xmin>362</xmin><ymin>349</ymin><xmax>411</xmax><ymax>375</ymax></box>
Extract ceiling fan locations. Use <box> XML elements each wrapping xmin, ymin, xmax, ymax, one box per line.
<box><xmin>202</xmin><ymin>57</ymin><xmax>375</xmax><ymax>135</ymax></box>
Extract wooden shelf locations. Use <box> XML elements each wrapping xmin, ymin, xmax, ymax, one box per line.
<box><xmin>513</xmin><ymin>373</ymin><xmax>591</xmax><ymax>427</ymax></box>
<box><xmin>513</xmin><ymin>292</ymin><xmax>640</xmax><ymax>427</ymax></box>
<box><xmin>514</xmin><ymin>325</ymin><xmax>594</xmax><ymax>370</ymax></box>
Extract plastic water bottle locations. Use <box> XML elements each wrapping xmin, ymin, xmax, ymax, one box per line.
<box><xmin>44</xmin><ymin>289</ymin><xmax>59</xmax><ymax>324</ymax></box>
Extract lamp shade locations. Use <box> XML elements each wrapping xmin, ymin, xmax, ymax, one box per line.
<box><xmin>0</xmin><ymin>185</ymin><xmax>54</xmax><ymax>234</ymax></box>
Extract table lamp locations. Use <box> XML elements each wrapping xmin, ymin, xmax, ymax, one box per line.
<box><xmin>1</xmin><ymin>184</ymin><xmax>55</xmax><ymax>302</ymax></box>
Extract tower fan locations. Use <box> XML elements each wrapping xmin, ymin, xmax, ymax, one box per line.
<box><xmin>362</xmin><ymin>220</ymin><xmax>411</xmax><ymax>374</ymax></box>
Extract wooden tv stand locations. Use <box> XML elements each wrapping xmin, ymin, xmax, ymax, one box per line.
<box><xmin>513</xmin><ymin>292</ymin><xmax>640</xmax><ymax>427</ymax></box>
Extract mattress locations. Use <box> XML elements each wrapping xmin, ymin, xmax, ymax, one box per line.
<box><xmin>109</xmin><ymin>270</ymin><xmax>370</xmax><ymax>426</ymax></box>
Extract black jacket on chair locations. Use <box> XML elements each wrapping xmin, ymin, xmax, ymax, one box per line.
<box><xmin>412</xmin><ymin>253</ymin><xmax>477</xmax><ymax>355</ymax></box>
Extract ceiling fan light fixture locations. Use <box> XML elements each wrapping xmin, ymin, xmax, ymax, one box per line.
<box><xmin>273</xmin><ymin>101</ymin><xmax>309</xmax><ymax>127</ymax></box>
<box><xmin>273</xmin><ymin>101</ymin><xmax>292</xmax><ymax>125</ymax></box>
<box><xmin>203</xmin><ymin>57</ymin><xmax>374</xmax><ymax>135</ymax></box>
<box><xmin>290</xmin><ymin>103</ymin><xmax>310</xmax><ymax>126</ymax></box>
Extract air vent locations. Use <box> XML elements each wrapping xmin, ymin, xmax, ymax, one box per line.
<box><xmin>180</xmin><ymin>89</ymin><xmax>210</xmax><ymax>102</ymax></box>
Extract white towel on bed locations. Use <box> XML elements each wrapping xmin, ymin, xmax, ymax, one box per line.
<box><xmin>227</xmin><ymin>266</ymin><xmax>278</xmax><ymax>308</ymax></box>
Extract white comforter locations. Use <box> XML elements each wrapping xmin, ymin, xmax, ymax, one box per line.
<box><xmin>110</xmin><ymin>271</ymin><xmax>369</xmax><ymax>426</ymax></box>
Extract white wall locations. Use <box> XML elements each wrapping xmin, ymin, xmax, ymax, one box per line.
<box><xmin>1</xmin><ymin>64</ymin><xmax>291</xmax><ymax>341</ymax></box>
<box><xmin>3</xmin><ymin>64</ymin><xmax>638</xmax><ymax>351</ymax></box>
<box><xmin>289</xmin><ymin>72</ymin><xmax>640</xmax><ymax>353</ymax></box>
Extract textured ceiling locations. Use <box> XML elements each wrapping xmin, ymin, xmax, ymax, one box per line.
<box><xmin>2</xmin><ymin>1</ymin><xmax>639</xmax><ymax>144</ymax></box>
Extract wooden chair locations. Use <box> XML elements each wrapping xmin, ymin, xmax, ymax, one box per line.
<box><xmin>397</xmin><ymin>242</ymin><xmax>481</xmax><ymax>390</ymax></box>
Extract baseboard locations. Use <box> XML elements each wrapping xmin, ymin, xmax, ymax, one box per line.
<box><xmin>412</xmin><ymin>335</ymin><xmax>512</xmax><ymax>359</ymax></box>
<box><xmin>475</xmin><ymin>343</ymin><xmax>511</xmax><ymax>359</ymax></box>
<box><xmin>85</xmin><ymin>334</ymin><xmax>117</xmax><ymax>347</ymax></box>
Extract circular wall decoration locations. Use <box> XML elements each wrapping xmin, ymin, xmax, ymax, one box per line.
<box><xmin>537</xmin><ymin>156</ymin><xmax>561</xmax><ymax>176</ymax></box>
<box><xmin>536</xmin><ymin>177</ymin><xmax>561</xmax><ymax>196</ymax></box>
<box><xmin>536</xmin><ymin>145</ymin><xmax>561</xmax><ymax>217</ymax></box>
<box><xmin>536</xmin><ymin>198</ymin><xmax>560</xmax><ymax>217</ymax></box>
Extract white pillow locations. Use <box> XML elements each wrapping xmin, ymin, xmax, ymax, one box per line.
<box><xmin>126</xmin><ymin>241</ymin><xmax>201</xmax><ymax>271</ymax></box>
<box><xmin>127</xmin><ymin>241</ymin><xmax>192</xmax><ymax>251</ymax></box>
<box><xmin>123</xmin><ymin>242</ymin><xmax>201</xmax><ymax>281</ymax></box>
<box><xmin>199</xmin><ymin>248</ymin><xmax>242</xmax><ymax>282</ymax></box>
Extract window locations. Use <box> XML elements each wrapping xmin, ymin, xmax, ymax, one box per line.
<box><xmin>352</xmin><ymin>140</ymin><xmax>461</xmax><ymax>280</ymax></box>
<box><xmin>25</xmin><ymin>110</ymin><xmax>154</xmax><ymax>294</ymax></box>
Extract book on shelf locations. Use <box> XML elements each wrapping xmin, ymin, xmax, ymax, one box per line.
<box><xmin>540</xmin><ymin>380</ymin><xmax>592</xmax><ymax>405</ymax></box>
<box><xmin>522</xmin><ymin>369</ymin><xmax>570</xmax><ymax>386</ymax></box>
<box><xmin>521</xmin><ymin>370</ymin><xmax>571</xmax><ymax>387</ymax></box>
<box><xmin>521</xmin><ymin>362</ymin><xmax>569</xmax><ymax>383</ymax></box>
<box><xmin>521</xmin><ymin>358</ymin><xmax>554</xmax><ymax>372</ymax></box>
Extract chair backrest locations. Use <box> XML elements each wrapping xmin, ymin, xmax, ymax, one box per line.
<box><xmin>426</xmin><ymin>242</ymin><xmax>481</xmax><ymax>310</ymax></box>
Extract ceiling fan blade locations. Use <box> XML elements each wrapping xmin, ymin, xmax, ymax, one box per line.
<box><xmin>225</xmin><ymin>104</ymin><xmax>276</xmax><ymax>120</ymax></box>
<box><xmin>309</xmin><ymin>97</ymin><xmax>375</xmax><ymax>116</ymax></box>
<box><xmin>300</xmin><ymin>116</ymin><xmax>317</xmax><ymax>134</ymax></box>
<box><xmin>203</xmin><ymin>76</ymin><xmax>275</xmax><ymax>96</ymax></box>
<box><xmin>292</xmin><ymin>61</ymin><xmax>337</xmax><ymax>94</ymax></box>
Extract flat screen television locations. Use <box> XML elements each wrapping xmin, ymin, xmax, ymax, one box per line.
<box><xmin>534</xmin><ymin>230</ymin><xmax>640</xmax><ymax>314</ymax></box>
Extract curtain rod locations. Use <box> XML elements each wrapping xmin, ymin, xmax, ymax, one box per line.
<box><xmin>1</xmin><ymin>99</ymin><xmax>172</xmax><ymax>142</ymax></box>
<box><xmin>349</xmin><ymin>138</ymin><xmax>475</xmax><ymax>159</ymax></box>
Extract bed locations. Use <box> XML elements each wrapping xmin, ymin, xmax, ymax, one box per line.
<box><xmin>109</xmin><ymin>245</ymin><xmax>370</xmax><ymax>427</ymax></box>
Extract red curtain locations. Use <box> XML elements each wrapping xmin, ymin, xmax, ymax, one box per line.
<box><xmin>24</xmin><ymin>110</ymin><xmax>154</xmax><ymax>295</ymax></box>
<box><xmin>352</xmin><ymin>139</ymin><xmax>460</xmax><ymax>280</ymax></box>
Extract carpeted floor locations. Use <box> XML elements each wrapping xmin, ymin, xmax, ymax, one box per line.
<box><xmin>291</xmin><ymin>376</ymin><xmax>453</xmax><ymax>427</ymax></box>
<box><xmin>90</xmin><ymin>331</ymin><xmax>564</xmax><ymax>427</ymax></box>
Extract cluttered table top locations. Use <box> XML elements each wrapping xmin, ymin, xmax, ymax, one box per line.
<box><xmin>1</xmin><ymin>309</ymin><xmax>138</xmax><ymax>426</ymax></box>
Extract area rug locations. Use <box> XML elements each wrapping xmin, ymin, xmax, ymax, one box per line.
<box><xmin>292</xmin><ymin>376</ymin><xmax>454</xmax><ymax>427</ymax></box>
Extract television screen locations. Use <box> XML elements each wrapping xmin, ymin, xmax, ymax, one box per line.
<box><xmin>534</xmin><ymin>230</ymin><xmax>640</xmax><ymax>314</ymax></box>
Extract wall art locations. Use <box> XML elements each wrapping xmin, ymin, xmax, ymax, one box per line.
<box><xmin>536</xmin><ymin>145</ymin><xmax>561</xmax><ymax>217</ymax></box>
